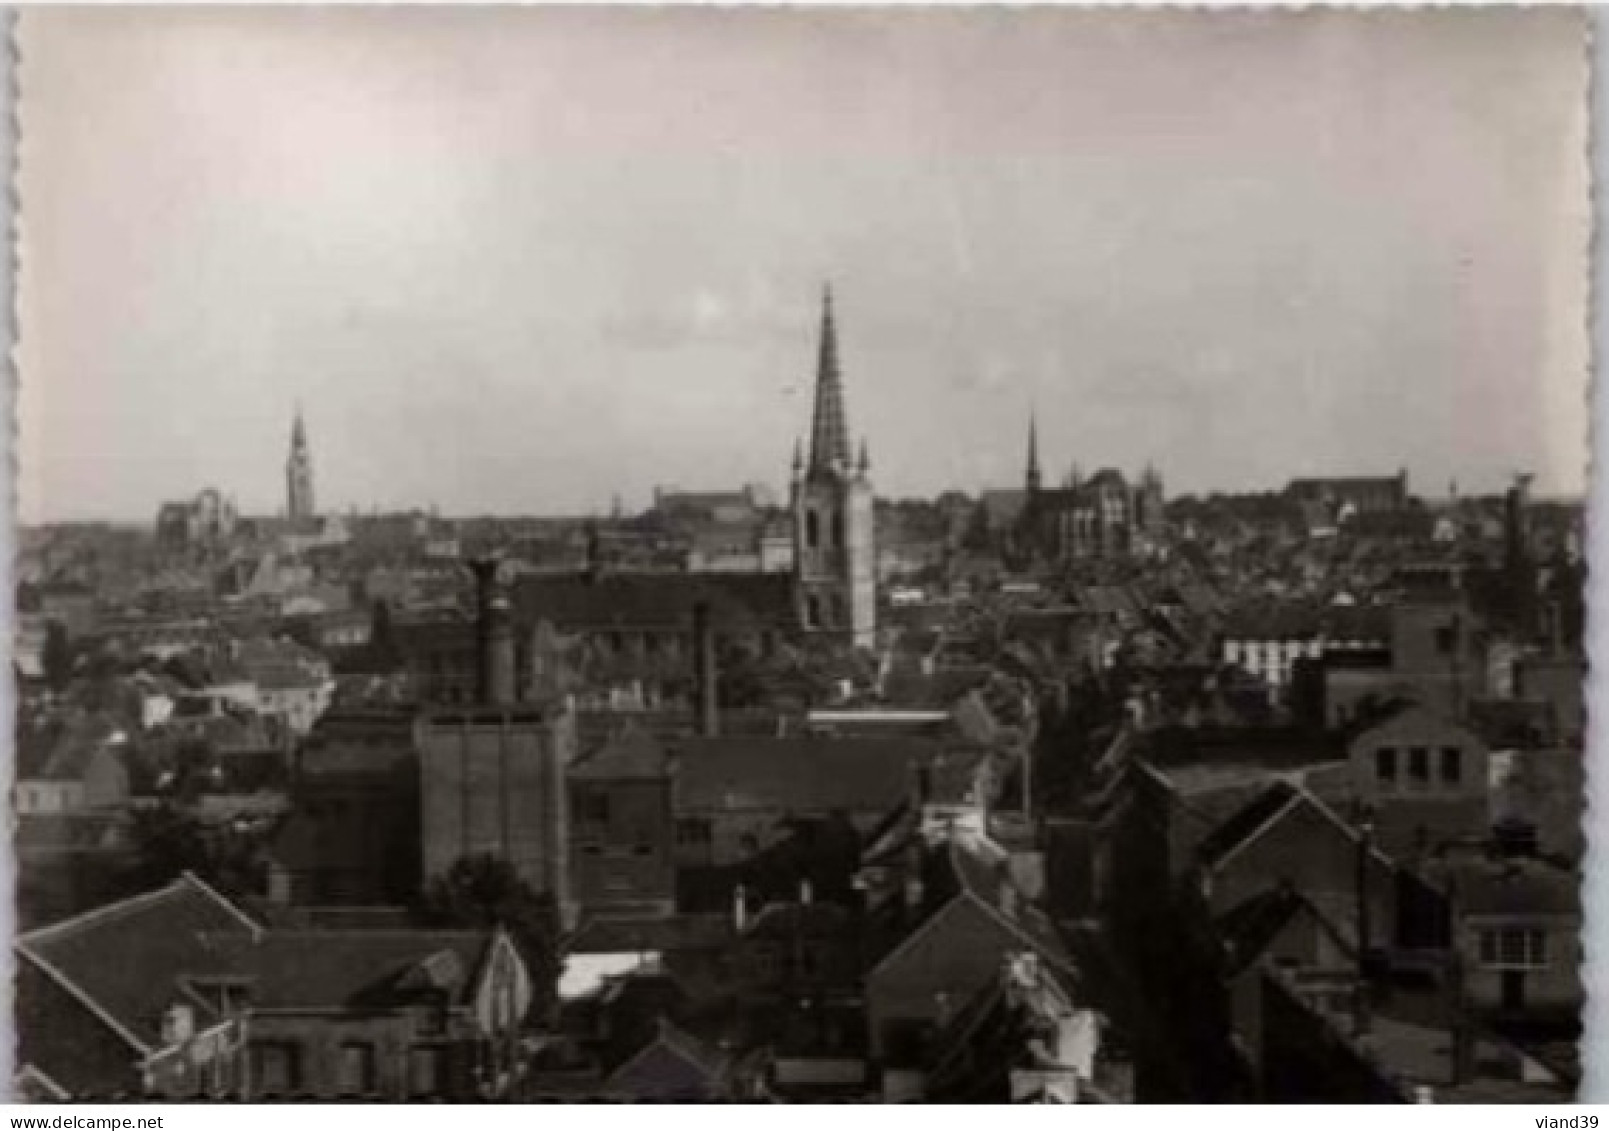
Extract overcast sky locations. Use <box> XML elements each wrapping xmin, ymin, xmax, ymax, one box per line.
<box><xmin>17</xmin><ymin>7</ymin><xmax>1590</xmax><ymax>523</ymax></box>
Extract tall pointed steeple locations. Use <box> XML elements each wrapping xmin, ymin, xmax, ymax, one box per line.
<box><xmin>790</xmin><ymin>282</ymin><xmax>876</xmax><ymax>650</ymax></box>
<box><xmin>286</xmin><ymin>404</ymin><xmax>316</xmax><ymax>521</ymax></box>
<box><xmin>1026</xmin><ymin>410</ymin><xmax>1042</xmax><ymax>495</ymax></box>
<box><xmin>807</xmin><ymin>286</ymin><xmax>852</xmax><ymax>473</ymax></box>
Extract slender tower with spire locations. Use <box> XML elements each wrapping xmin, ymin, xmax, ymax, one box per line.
<box><xmin>286</xmin><ymin>406</ymin><xmax>316</xmax><ymax>522</ymax></box>
<box><xmin>791</xmin><ymin>286</ymin><xmax>877</xmax><ymax>649</ymax></box>
<box><xmin>1025</xmin><ymin>411</ymin><xmax>1043</xmax><ymax>498</ymax></box>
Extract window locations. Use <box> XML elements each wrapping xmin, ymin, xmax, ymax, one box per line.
<box><xmin>577</xmin><ymin>792</ymin><xmax>610</xmax><ymax>823</ymax></box>
<box><xmin>831</xmin><ymin>511</ymin><xmax>845</xmax><ymax>549</ymax></box>
<box><xmin>409</xmin><ymin>1046</ymin><xmax>446</xmax><ymax>1098</ymax></box>
<box><xmin>831</xmin><ymin>594</ymin><xmax>846</xmax><ymax>627</ymax></box>
<box><xmin>1434</xmin><ymin>623</ymin><xmax>1458</xmax><ymax>656</ymax></box>
<box><xmin>806</xmin><ymin>510</ymin><xmax>820</xmax><ymax>549</ymax></box>
<box><xmin>338</xmin><ymin>1042</ymin><xmax>377</xmax><ymax>1096</ymax></box>
<box><xmin>1440</xmin><ymin>746</ymin><xmax>1462</xmax><ymax>786</ymax></box>
<box><xmin>1408</xmin><ymin>747</ymin><xmax>1429</xmax><ymax>787</ymax></box>
<box><xmin>1375</xmin><ymin>747</ymin><xmax>1398</xmax><ymax>788</ymax></box>
<box><xmin>806</xmin><ymin>595</ymin><xmax>822</xmax><ymax>629</ymax></box>
<box><xmin>252</xmin><ymin>1042</ymin><xmax>301</xmax><ymax>1096</ymax></box>
<box><xmin>416</xmin><ymin>999</ymin><xmax>448</xmax><ymax>1038</ymax></box>
<box><xmin>1479</xmin><ymin>927</ymin><xmax>1547</xmax><ymax>969</ymax></box>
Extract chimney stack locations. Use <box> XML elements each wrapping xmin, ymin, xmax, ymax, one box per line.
<box><xmin>470</xmin><ymin>557</ymin><xmax>516</xmax><ymax>707</ymax></box>
<box><xmin>693</xmin><ymin>601</ymin><xmax>718</xmax><ymax>738</ymax></box>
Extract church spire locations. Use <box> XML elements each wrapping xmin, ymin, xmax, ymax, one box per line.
<box><xmin>286</xmin><ymin>404</ymin><xmax>316</xmax><ymax>521</ymax></box>
<box><xmin>1026</xmin><ymin>410</ymin><xmax>1042</xmax><ymax>495</ymax></box>
<box><xmin>808</xmin><ymin>285</ymin><xmax>852</xmax><ymax>474</ymax></box>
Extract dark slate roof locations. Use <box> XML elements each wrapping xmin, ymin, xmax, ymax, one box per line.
<box><xmin>1192</xmin><ymin>781</ymin><xmax>1302</xmax><ymax>872</ymax></box>
<box><xmin>187</xmin><ymin>929</ymin><xmax>495</xmax><ymax>1011</ymax></box>
<box><xmin>17</xmin><ymin>874</ymin><xmax>262</xmax><ymax>1052</ymax></box>
<box><xmin>1191</xmin><ymin>779</ymin><xmax>1394</xmax><ymax>877</ymax></box>
<box><xmin>512</xmin><ymin>571</ymin><xmax>794</xmax><ymax>631</ymax></box>
<box><xmin>571</xmin><ymin>727</ymin><xmax>671</xmax><ymax>781</ymax></box>
<box><xmin>1216</xmin><ymin>884</ymin><xmax>1356</xmax><ymax>976</ymax></box>
<box><xmin>672</xmin><ymin>734</ymin><xmax>956</xmax><ymax>815</ymax></box>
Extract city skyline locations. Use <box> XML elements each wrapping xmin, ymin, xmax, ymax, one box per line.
<box><xmin>19</xmin><ymin>7</ymin><xmax>1589</xmax><ymax>523</ymax></box>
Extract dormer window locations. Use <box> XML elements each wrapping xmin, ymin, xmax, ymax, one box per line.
<box><xmin>187</xmin><ymin>979</ymin><xmax>252</xmax><ymax>1016</ymax></box>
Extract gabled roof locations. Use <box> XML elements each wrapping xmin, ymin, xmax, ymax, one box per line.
<box><xmin>947</xmin><ymin>839</ymin><xmax>1075</xmax><ymax>976</ymax></box>
<box><xmin>1194</xmin><ymin>780</ymin><xmax>1395</xmax><ymax>877</ymax></box>
<box><xmin>1193</xmin><ymin>781</ymin><xmax>1302</xmax><ymax>872</ymax></box>
<box><xmin>1216</xmin><ymin>884</ymin><xmax>1357</xmax><ymax>977</ymax></box>
<box><xmin>17</xmin><ymin>874</ymin><xmax>263</xmax><ymax>1053</ymax></box>
<box><xmin>1345</xmin><ymin>702</ymin><xmax>1484</xmax><ymax>751</ymax></box>
<box><xmin>606</xmin><ymin>1019</ymin><xmax>730</xmax><ymax>1099</ymax></box>
<box><xmin>872</xmin><ymin>835</ymin><xmax>1076</xmax><ymax>984</ymax></box>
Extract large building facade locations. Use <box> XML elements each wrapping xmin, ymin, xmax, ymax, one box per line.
<box><xmin>791</xmin><ymin>288</ymin><xmax>877</xmax><ymax>649</ymax></box>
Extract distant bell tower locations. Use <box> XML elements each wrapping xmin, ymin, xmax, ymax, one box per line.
<box><xmin>791</xmin><ymin>286</ymin><xmax>877</xmax><ymax>649</ymax></box>
<box><xmin>286</xmin><ymin>406</ymin><xmax>316</xmax><ymax>521</ymax></box>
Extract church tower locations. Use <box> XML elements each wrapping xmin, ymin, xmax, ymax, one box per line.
<box><xmin>791</xmin><ymin>287</ymin><xmax>877</xmax><ymax>649</ymax></box>
<box><xmin>1025</xmin><ymin>411</ymin><xmax>1043</xmax><ymax>498</ymax></box>
<box><xmin>286</xmin><ymin>407</ymin><xmax>316</xmax><ymax>522</ymax></box>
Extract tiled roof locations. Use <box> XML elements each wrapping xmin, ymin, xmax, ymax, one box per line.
<box><xmin>17</xmin><ymin>874</ymin><xmax>262</xmax><ymax>1052</ymax></box>
<box><xmin>185</xmin><ymin>930</ymin><xmax>495</xmax><ymax>1010</ymax></box>
<box><xmin>1192</xmin><ymin>781</ymin><xmax>1302</xmax><ymax>872</ymax></box>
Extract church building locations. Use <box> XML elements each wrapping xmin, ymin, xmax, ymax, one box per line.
<box><xmin>791</xmin><ymin>287</ymin><xmax>878</xmax><ymax>649</ymax></box>
<box><xmin>1015</xmin><ymin>413</ymin><xmax>1165</xmax><ymax>565</ymax></box>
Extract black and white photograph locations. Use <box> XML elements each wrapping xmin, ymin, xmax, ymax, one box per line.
<box><xmin>8</xmin><ymin>6</ymin><xmax>1595</xmax><ymax>1104</ymax></box>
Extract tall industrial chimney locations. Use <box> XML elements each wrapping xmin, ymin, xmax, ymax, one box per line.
<box><xmin>693</xmin><ymin>600</ymin><xmax>719</xmax><ymax>738</ymax></box>
<box><xmin>470</xmin><ymin>557</ymin><xmax>516</xmax><ymax>707</ymax></box>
